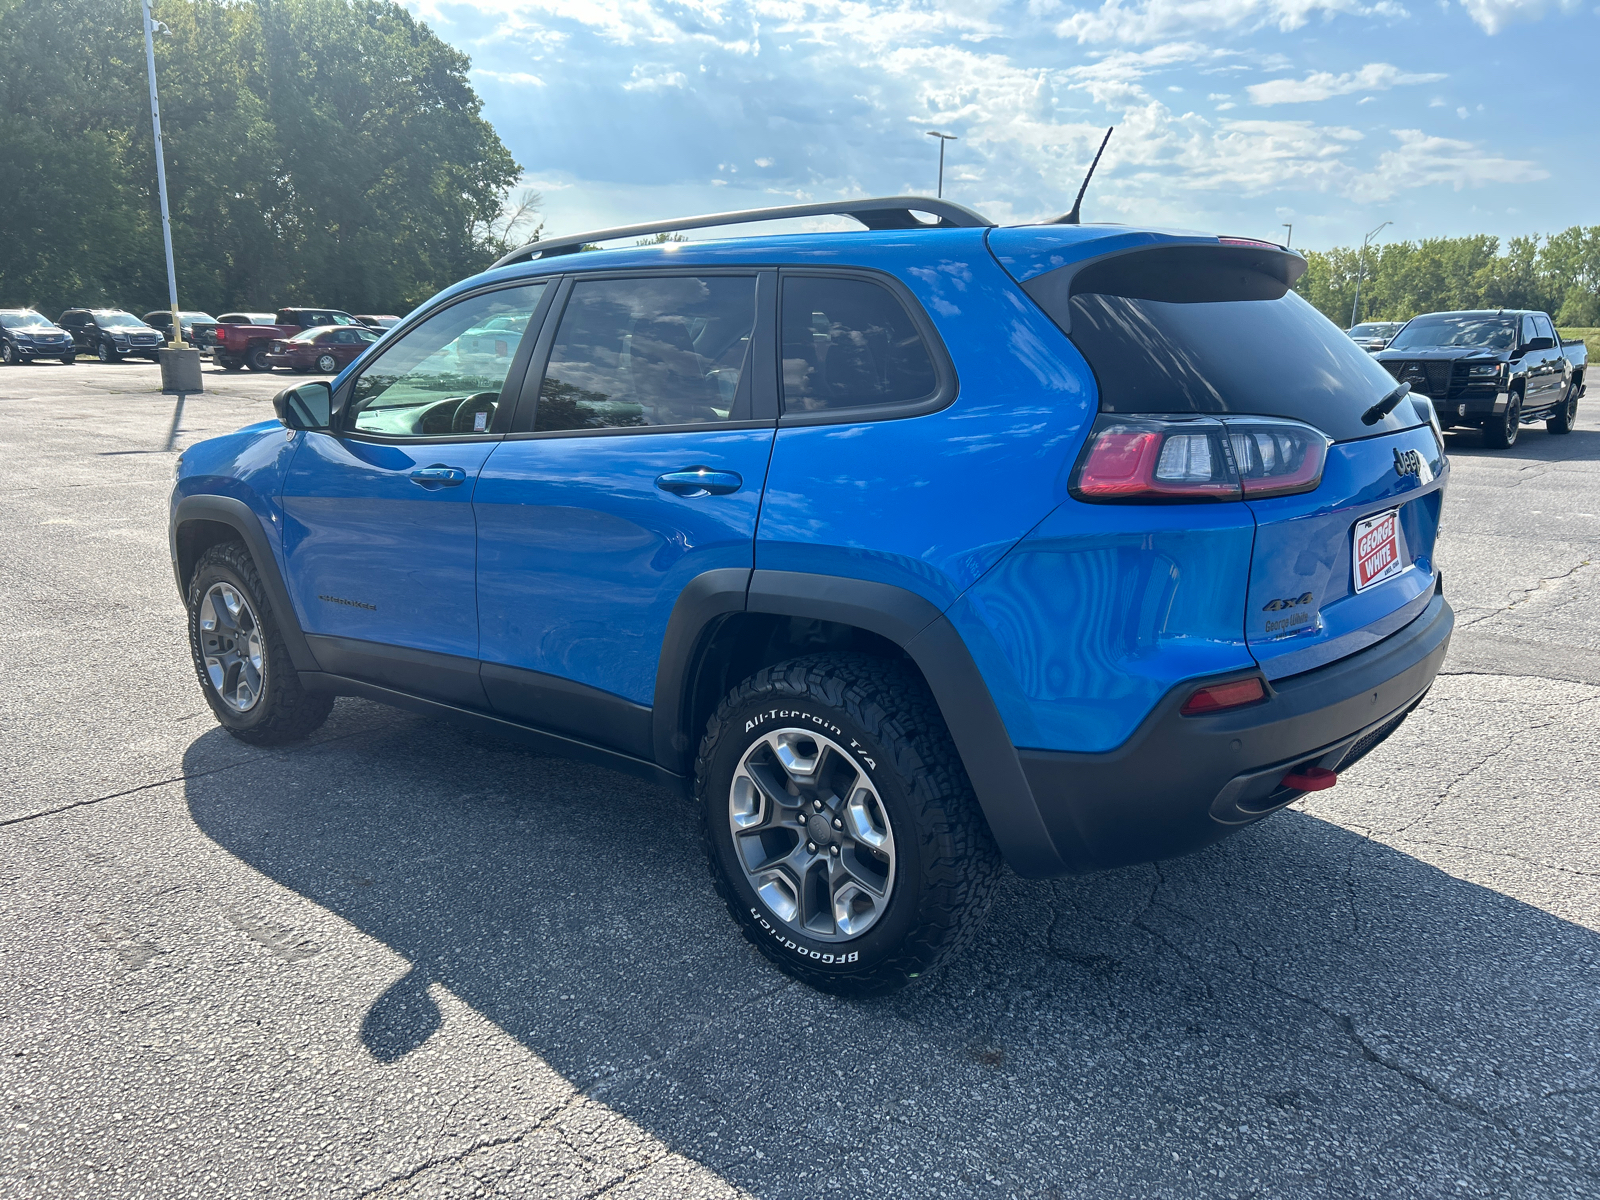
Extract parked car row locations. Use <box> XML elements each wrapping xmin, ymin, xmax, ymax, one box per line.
<box><xmin>0</xmin><ymin>306</ymin><xmax>400</xmax><ymax>369</ymax></box>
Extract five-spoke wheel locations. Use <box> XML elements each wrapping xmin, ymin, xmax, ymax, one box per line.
<box><xmin>198</xmin><ymin>581</ymin><xmax>264</xmax><ymax>712</ymax></box>
<box><xmin>729</xmin><ymin>729</ymin><xmax>897</xmax><ymax>941</ymax></box>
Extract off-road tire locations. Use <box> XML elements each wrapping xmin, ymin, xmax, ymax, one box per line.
<box><xmin>245</xmin><ymin>343</ymin><xmax>273</xmax><ymax>372</ymax></box>
<box><xmin>187</xmin><ymin>541</ymin><xmax>333</xmax><ymax>744</ymax></box>
<box><xmin>697</xmin><ymin>652</ymin><xmax>1001</xmax><ymax>995</ymax></box>
<box><xmin>1547</xmin><ymin>380</ymin><xmax>1577</xmax><ymax>434</ymax></box>
<box><xmin>1484</xmin><ymin>390</ymin><xmax>1521</xmax><ymax>449</ymax></box>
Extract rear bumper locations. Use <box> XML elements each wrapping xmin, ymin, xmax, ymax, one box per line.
<box><xmin>1014</xmin><ymin>590</ymin><xmax>1453</xmax><ymax>874</ymax></box>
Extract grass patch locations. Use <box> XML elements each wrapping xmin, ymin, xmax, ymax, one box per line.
<box><xmin>1557</xmin><ymin>328</ymin><xmax>1596</xmax><ymax>346</ymax></box>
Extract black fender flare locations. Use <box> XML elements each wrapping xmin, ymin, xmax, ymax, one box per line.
<box><xmin>169</xmin><ymin>494</ymin><xmax>320</xmax><ymax>672</ymax></box>
<box><xmin>651</xmin><ymin>568</ymin><xmax>1066</xmax><ymax>878</ymax></box>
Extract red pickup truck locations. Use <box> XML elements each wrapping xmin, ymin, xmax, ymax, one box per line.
<box><xmin>213</xmin><ymin>307</ymin><xmax>361</xmax><ymax>372</ymax></box>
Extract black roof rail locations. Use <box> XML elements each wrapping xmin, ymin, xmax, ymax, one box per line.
<box><xmin>490</xmin><ymin>195</ymin><xmax>994</xmax><ymax>268</ymax></box>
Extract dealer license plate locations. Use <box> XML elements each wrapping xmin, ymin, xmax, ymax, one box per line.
<box><xmin>1353</xmin><ymin>508</ymin><xmax>1404</xmax><ymax>592</ymax></box>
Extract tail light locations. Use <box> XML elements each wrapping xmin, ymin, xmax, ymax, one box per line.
<box><xmin>1071</xmin><ymin>415</ymin><xmax>1330</xmax><ymax>504</ymax></box>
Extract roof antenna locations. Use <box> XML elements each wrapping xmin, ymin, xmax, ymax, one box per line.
<box><xmin>1054</xmin><ymin>127</ymin><xmax>1114</xmax><ymax>225</ymax></box>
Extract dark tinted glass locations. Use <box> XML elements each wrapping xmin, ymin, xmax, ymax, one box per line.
<box><xmin>1036</xmin><ymin>250</ymin><xmax>1416</xmax><ymax>441</ymax></box>
<box><xmin>1389</xmin><ymin>315</ymin><xmax>1517</xmax><ymax>352</ymax></box>
<box><xmin>780</xmin><ymin>276</ymin><xmax>937</xmax><ymax>413</ymax></box>
<box><xmin>535</xmin><ymin>276</ymin><xmax>756</xmax><ymax>432</ymax></box>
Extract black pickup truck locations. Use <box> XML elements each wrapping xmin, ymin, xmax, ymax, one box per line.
<box><xmin>1375</xmin><ymin>309</ymin><xmax>1586</xmax><ymax>449</ymax></box>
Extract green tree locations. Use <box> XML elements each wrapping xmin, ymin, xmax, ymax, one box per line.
<box><xmin>0</xmin><ymin>0</ymin><xmax>521</xmax><ymax>317</ymax></box>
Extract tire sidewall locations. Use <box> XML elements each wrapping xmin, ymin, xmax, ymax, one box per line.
<box><xmin>701</xmin><ymin>692</ymin><xmax>928</xmax><ymax>983</ymax></box>
<box><xmin>316</xmin><ymin>353</ymin><xmax>337</xmax><ymax>373</ymax></box>
<box><xmin>187</xmin><ymin>556</ymin><xmax>275</xmax><ymax>734</ymax></box>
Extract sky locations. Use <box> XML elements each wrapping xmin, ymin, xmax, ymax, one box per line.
<box><xmin>403</xmin><ymin>0</ymin><xmax>1597</xmax><ymax>252</ymax></box>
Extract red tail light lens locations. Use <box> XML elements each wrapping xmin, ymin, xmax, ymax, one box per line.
<box><xmin>1071</xmin><ymin>415</ymin><xmax>1329</xmax><ymax>504</ymax></box>
<box><xmin>1180</xmin><ymin>676</ymin><xmax>1266</xmax><ymax>715</ymax></box>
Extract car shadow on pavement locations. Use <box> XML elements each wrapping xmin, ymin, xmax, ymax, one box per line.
<box><xmin>1443</xmin><ymin>425</ymin><xmax>1600</xmax><ymax>461</ymax></box>
<box><xmin>184</xmin><ymin>707</ymin><xmax>1600</xmax><ymax>1197</ymax></box>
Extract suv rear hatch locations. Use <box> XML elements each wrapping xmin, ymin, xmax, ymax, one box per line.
<box><xmin>993</xmin><ymin>232</ymin><xmax>1447</xmax><ymax>680</ymax></box>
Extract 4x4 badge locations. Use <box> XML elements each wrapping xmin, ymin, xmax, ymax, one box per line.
<box><xmin>1262</xmin><ymin>592</ymin><xmax>1315</xmax><ymax>612</ymax></box>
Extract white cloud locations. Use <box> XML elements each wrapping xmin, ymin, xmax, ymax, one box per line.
<box><xmin>472</xmin><ymin>68</ymin><xmax>545</xmax><ymax>86</ymax></box>
<box><xmin>1054</xmin><ymin>0</ymin><xmax>1408</xmax><ymax>44</ymax></box>
<box><xmin>1247</xmin><ymin>62</ymin><xmax>1445</xmax><ymax>104</ymax></box>
<box><xmin>1456</xmin><ymin>0</ymin><xmax>1581</xmax><ymax>31</ymax></box>
<box><xmin>1348</xmin><ymin>129</ymin><xmax>1547</xmax><ymax>200</ymax></box>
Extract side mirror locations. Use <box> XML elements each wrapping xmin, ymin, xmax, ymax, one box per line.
<box><xmin>273</xmin><ymin>381</ymin><xmax>333</xmax><ymax>431</ymax></box>
<box><xmin>1524</xmin><ymin>336</ymin><xmax>1554</xmax><ymax>352</ymax></box>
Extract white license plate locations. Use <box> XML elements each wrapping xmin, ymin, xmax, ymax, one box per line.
<box><xmin>1353</xmin><ymin>508</ymin><xmax>1404</xmax><ymax>592</ymax></box>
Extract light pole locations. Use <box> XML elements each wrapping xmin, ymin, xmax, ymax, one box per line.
<box><xmin>1281</xmin><ymin>223</ymin><xmax>1293</xmax><ymax>248</ymax></box>
<box><xmin>925</xmin><ymin>131</ymin><xmax>957</xmax><ymax>198</ymax></box>
<box><xmin>1349</xmin><ymin>220</ymin><xmax>1392</xmax><ymax>329</ymax></box>
<box><xmin>140</xmin><ymin>0</ymin><xmax>185</xmax><ymax>351</ymax></box>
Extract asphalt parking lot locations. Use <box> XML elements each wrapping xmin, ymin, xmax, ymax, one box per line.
<box><xmin>2</xmin><ymin>358</ymin><xmax>1598</xmax><ymax>1199</ymax></box>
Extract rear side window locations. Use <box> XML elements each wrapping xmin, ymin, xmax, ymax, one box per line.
<box><xmin>1025</xmin><ymin>245</ymin><xmax>1417</xmax><ymax>441</ymax></box>
<box><xmin>534</xmin><ymin>275</ymin><xmax>757</xmax><ymax>431</ymax></box>
<box><xmin>780</xmin><ymin>276</ymin><xmax>937</xmax><ymax>413</ymax></box>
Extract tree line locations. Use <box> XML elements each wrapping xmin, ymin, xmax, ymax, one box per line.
<box><xmin>1297</xmin><ymin>229</ymin><xmax>1600</xmax><ymax>330</ymax></box>
<box><xmin>0</xmin><ymin>0</ymin><xmax>531</xmax><ymax>319</ymax></box>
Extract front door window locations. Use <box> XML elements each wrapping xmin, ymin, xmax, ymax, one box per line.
<box><xmin>347</xmin><ymin>284</ymin><xmax>546</xmax><ymax>438</ymax></box>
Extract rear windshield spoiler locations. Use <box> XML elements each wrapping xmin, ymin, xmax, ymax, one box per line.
<box><xmin>1021</xmin><ymin>243</ymin><xmax>1307</xmax><ymax>335</ymax></box>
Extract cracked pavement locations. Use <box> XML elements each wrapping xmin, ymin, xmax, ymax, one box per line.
<box><xmin>2</xmin><ymin>362</ymin><xmax>1598</xmax><ymax>1198</ymax></box>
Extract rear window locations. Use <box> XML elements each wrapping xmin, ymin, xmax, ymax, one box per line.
<box><xmin>1023</xmin><ymin>245</ymin><xmax>1418</xmax><ymax>441</ymax></box>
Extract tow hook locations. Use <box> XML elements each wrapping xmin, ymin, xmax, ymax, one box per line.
<box><xmin>1281</xmin><ymin>766</ymin><xmax>1337</xmax><ymax>791</ymax></box>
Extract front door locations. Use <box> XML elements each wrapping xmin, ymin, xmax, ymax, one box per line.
<box><xmin>473</xmin><ymin>271</ymin><xmax>777</xmax><ymax>758</ymax></box>
<box><xmin>280</xmin><ymin>281</ymin><xmax>550</xmax><ymax>706</ymax></box>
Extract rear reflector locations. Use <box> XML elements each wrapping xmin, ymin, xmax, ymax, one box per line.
<box><xmin>1281</xmin><ymin>766</ymin><xmax>1337</xmax><ymax>791</ymax></box>
<box><xmin>1180</xmin><ymin>677</ymin><xmax>1266</xmax><ymax>715</ymax></box>
<box><xmin>1071</xmin><ymin>415</ymin><xmax>1329</xmax><ymax>504</ymax></box>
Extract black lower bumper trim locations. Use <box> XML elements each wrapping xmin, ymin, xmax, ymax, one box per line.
<box><xmin>1016</xmin><ymin>592</ymin><xmax>1453</xmax><ymax>874</ymax></box>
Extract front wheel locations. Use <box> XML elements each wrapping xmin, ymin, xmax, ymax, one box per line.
<box><xmin>697</xmin><ymin>653</ymin><xmax>1000</xmax><ymax>995</ymax></box>
<box><xmin>2</xmin><ymin>341</ymin><xmax>17</xmax><ymax>365</ymax></box>
<box><xmin>96</xmin><ymin>341</ymin><xmax>119</xmax><ymax>363</ymax></box>
<box><xmin>187</xmin><ymin>541</ymin><xmax>333</xmax><ymax>744</ymax></box>
<box><xmin>60</xmin><ymin>353</ymin><xmax>75</xmax><ymax>365</ymax></box>
<box><xmin>1484</xmin><ymin>391</ymin><xmax>1521</xmax><ymax>449</ymax></box>
<box><xmin>1547</xmin><ymin>380</ymin><xmax>1578</xmax><ymax>434</ymax></box>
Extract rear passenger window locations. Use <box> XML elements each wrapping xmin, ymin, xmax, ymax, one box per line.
<box><xmin>780</xmin><ymin>276</ymin><xmax>937</xmax><ymax>413</ymax></box>
<box><xmin>534</xmin><ymin>275</ymin><xmax>757</xmax><ymax>432</ymax></box>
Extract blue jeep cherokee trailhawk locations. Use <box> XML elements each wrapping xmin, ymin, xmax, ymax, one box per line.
<box><xmin>170</xmin><ymin>197</ymin><xmax>1453</xmax><ymax>994</ymax></box>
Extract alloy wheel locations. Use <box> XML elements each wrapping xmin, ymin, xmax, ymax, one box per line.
<box><xmin>315</xmin><ymin>353</ymin><xmax>337</xmax><ymax>373</ymax></box>
<box><xmin>728</xmin><ymin>729</ymin><xmax>897</xmax><ymax>941</ymax></box>
<box><xmin>198</xmin><ymin>582</ymin><xmax>265</xmax><ymax>712</ymax></box>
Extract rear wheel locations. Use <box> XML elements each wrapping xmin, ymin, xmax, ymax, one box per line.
<box><xmin>218</xmin><ymin>354</ymin><xmax>243</xmax><ymax>371</ymax></box>
<box><xmin>1484</xmin><ymin>390</ymin><xmax>1521</xmax><ymax>449</ymax></box>
<box><xmin>245</xmin><ymin>343</ymin><xmax>273</xmax><ymax>372</ymax></box>
<box><xmin>697</xmin><ymin>653</ymin><xmax>1000</xmax><ymax>995</ymax></box>
<box><xmin>1547</xmin><ymin>380</ymin><xmax>1578</xmax><ymax>434</ymax></box>
<box><xmin>186</xmin><ymin>541</ymin><xmax>333</xmax><ymax>744</ymax></box>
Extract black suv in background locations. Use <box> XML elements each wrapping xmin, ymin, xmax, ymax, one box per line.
<box><xmin>59</xmin><ymin>309</ymin><xmax>164</xmax><ymax>362</ymax></box>
<box><xmin>1376</xmin><ymin>310</ymin><xmax>1586</xmax><ymax>448</ymax></box>
<box><xmin>0</xmin><ymin>309</ymin><xmax>76</xmax><ymax>364</ymax></box>
<box><xmin>143</xmin><ymin>310</ymin><xmax>217</xmax><ymax>345</ymax></box>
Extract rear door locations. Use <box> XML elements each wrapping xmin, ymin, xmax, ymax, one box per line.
<box><xmin>472</xmin><ymin>270</ymin><xmax>777</xmax><ymax>758</ymax></box>
<box><xmin>279</xmin><ymin>281</ymin><xmax>551</xmax><ymax>705</ymax></box>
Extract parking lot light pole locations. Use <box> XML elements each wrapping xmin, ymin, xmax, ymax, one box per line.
<box><xmin>140</xmin><ymin>0</ymin><xmax>186</xmax><ymax>351</ymax></box>
<box><xmin>1350</xmin><ymin>220</ymin><xmax>1392</xmax><ymax>329</ymax></box>
<box><xmin>925</xmin><ymin>131</ymin><xmax>957</xmax><ymax>199</ymax></box>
